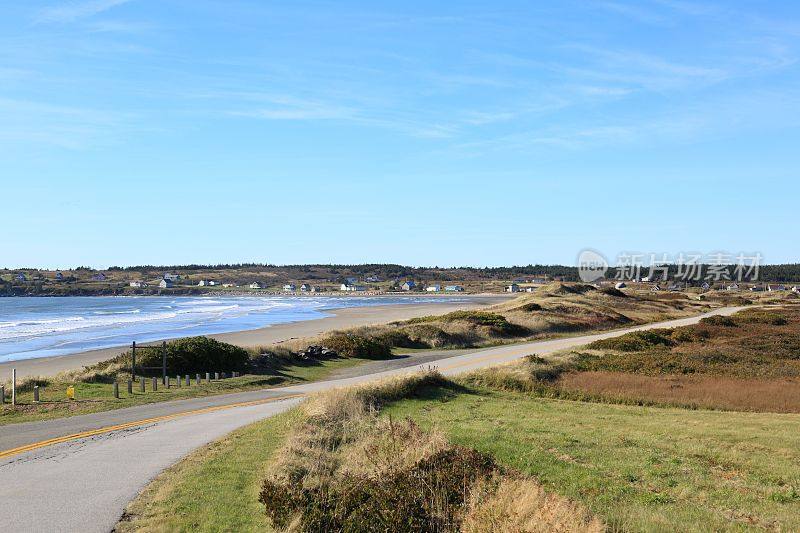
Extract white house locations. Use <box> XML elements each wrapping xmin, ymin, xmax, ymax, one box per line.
<box><xmin>640</xmin><ymin>276</ymin><xmax>651</xmax><ymax>283</ymax></box>
<box><xmin>792</xmin><ymin>286</ymin><xmax>800</xmax><ymax>293</ymax></box>
<box><xmin>505</xmin><ymin>283</ymin><xmax>520</xmax><ymax>293</ymax></box>
<box><xmin>524</xmin><ymin>287</ymin><xmax>536</xmax><ymax>293</ymax></box>
<box><xmin>249</xmin><ymin>282</ymin><xmax>263</xmax><ymax>289</ymax></box>
<box><xmin>283</xmin><ymin>283</ymin><xmax>296</xmax><ymax>292</ymax></box>
<box><xmin>445</xmin><ymin>285</ymin><xmax>464</xmax><ymax>292</ymax></box>
<box><xmin>727</xmin><ymin>283</ymin><xmax>740</xmax><ymax>291</ymax></box>
<box><xmin>401</xmin><ymin>280</ymin><xmax>416</xmax><ymax>291</ymax></box>
<box><xmin>426</xmin><ymin>284</ymin><xmax>441</xmax><ymax>292</ymax></box>
<box><xmin>222</xmin><ymin>283</ymin><xmax>236</xmax><ymax>288</ymax></box>
<box><xmin>163</xmin><ymin>273</ymin><xmax>181</xmax><ymax>282</ymax></box>
<box><xmin>615</xmin><ymin>282</ymin><xmax>627</xmax><ymax>289</ymax></box>
<box><xmin>129</xmin><ymin>280</ymin><xmax>146</xmax><ymax>288</ymax></box>
<box><xmin>340</xmin><ymin>283</ymin><xmax>366</xmax><ymax>292</ymax></box>
<box><xmin>365</xmin><ymin>275</ymin><xmax>381</xmax><ymax>283</ymax></box>
<box><xmin>197</xmin><ymin>280</ymin><xmax>211</xmax><ymax>286</ymax></box>
<box><xmin>300</xmin><ymin>283</ymin><xmax>312</xmax><ymax>292</ymax></box>
<box><xmin>159</xmin><ymin>279</ymin><xmax>174</xmax><ymax>289</ymax></box>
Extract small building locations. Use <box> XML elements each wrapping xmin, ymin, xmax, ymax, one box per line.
<box><xmin>640</xmin><ymin>276</ymin><xmax>651</xmax><ymax>283</ymax></box>
<box><xmin>792</xmin><ymin>286</ymin><xmax>800</xmax><ymax>293</ymax></box>
<box><xmin>283</xmin><ymin>283</ymin><xmax>296</xmax><ymax>292</ymax></box>
<box><xmin>91</xmin><ymin>273</ymin><xmax>107</xmax><ymax>281</ymax></box>
<box><xmin>426</xmin><ymin>284</ymin><xmax>441</xmax><ymax>292</ymax></box>
<box><xmin>14</xmin><ymin>273</ymin><xmax>27</xmax><ymax>282</ymax></box>
<box><xmin>300</xmin><ymin>283</ymin><xmax>312</xmax><ymax>292</ymax></box>
<box><xmin>651</xmin><ymin>284</ymin><xmax>661</xmax><ymax>292</ymax></box>
<box><xmin>530</xmin><ymin>278</ymin><xmax>548</xmax><ymax>284</ymax></box>
<box><xmin>159</xmin><ymin>279</ymin><xmax>174</xmax><ymax>289</ymax></box>
<box><xmin>249</xmin><ymin>282</ymin><xmax>263</xmax><ymax>290</ymax></box>
<box><xmin>726</xmin><ymin>283</ymin><xmax>740</xmax><ymax>291</ymax></box>
<box><xmin>129</xmin><ymin>280</ymin><xmax>146</xmax><ymax>288</ymax></box>
<box><xmin>365</xmin><ymin>275</ymin><xmax>381</xmax><ymax>283</ymax></box>
<box><xmin>222</xmin><ymin>283</ymin><xmax>236</xmax><ymax>288</ymax></box>
<box><xmin>345</xmin><ymin>277</ymin><xmax>359</xmax><ymax>284</ymax></box>
<box><xmin>55</xmin><ymin>272</ymin><xmax>64</xmax><ymax>281</ymax></box>
<box><xmin>401</xmin><ymin>280</ymin><xmax>416</xmax><ymax>291</ymax></box>
<box><xmin>615</xmin><ymin>282</ymin><xmax>627</xmax><ymax>289</ymax></box>
<box><xmin>524</xmin><ymin>286</ymin><xmax>536</xmax><ymax>293</ymax></box>
<box><xmin>197</xmin><ymin>279</ymin><xmax>213</xmax><ymax>287</ymax></box>
<box><xmin>667</xmin><ymin>283</ymin><xmax>681</xmax><ymax>291</ymax></box>
<box><xmin>700</xmin><ymin>282</ymin><xmax>711</xmax><ymax>291</ymax></box>
<box><xmin>163</xmin><ymin>273</ymin><xmax>181</xmax><ymax>282</ymax></box>
<box><xmin>506</xmin><ymin>283</ymin><xmax>520</xmax><ymax>293</ymax></box>
<box><xmin>445</xmin><ymin>285</ymin><xmax>464</xmax><ymax>292</ymax></box>
<box><xmin>311</xmin><ymin>285</ymin><xmax>323</xmax><ymax>292</ymax></box>
<box><xmin>768</xmin><ymin>285</ymin><xmax>786</xmax><ymax>292</ymax></box>
<box><xmin>340</xmin><ymin>283</ymin><xmax>366</xmax><ymax>292</ymax></box>
<box><xmin>749</xmin><ymin>285</ymin><xmax>765</xmax><ymax>292</ymax></box>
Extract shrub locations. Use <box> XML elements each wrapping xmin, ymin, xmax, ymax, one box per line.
<box><xmin>735</xmin><ymin>310</ymin><xmax>788</xmax><ymax>326</ymax></box>
<box><xmin>321</xmin><ymin>332</ymin><xmax>391</xmax><ymax>358</ymax></box>
<box><xmin>588</xmin><ymin>330</ymin><xmax>674</xmax><ymax>352</ymax></box>
<box><xmin>131</xmin><ymin>336</ymin><xmax>249</xmax><ymax>375</ymax></box>
<box><xmin>700</xmin><ymin>315</ymin><xmax>737</xmax><ymax>327</ymax></box>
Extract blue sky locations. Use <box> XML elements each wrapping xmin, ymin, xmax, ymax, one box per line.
<box><xmin>1</xmin><ymin>0</ymin><xmax>799</xmax><ymax>268</ymax></box>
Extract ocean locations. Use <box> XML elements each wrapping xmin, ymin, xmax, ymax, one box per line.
<box><xmin>0</xmin><ymin>295</ymin><xmax>457</xmax><ymax>362</ymax></box>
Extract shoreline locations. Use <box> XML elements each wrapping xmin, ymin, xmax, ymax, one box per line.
<box><xmin>0</xmin><ymin>297</ymin><xmax>504</xmax><ymax>379</ymax></box>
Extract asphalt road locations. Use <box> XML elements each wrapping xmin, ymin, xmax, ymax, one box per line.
<box><xmin>0</xmin><ymin>306</ymin><xmax>742</xmax><ymax>532</ymax></box>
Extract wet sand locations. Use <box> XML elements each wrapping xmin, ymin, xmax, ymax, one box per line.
<box><xmin>0</xmin><ymin>298</ymin><xmax>500</xmax><ymax>379</ymax></box>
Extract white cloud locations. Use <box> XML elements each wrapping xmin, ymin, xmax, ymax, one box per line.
<box><xmin>36</xmin><ymin>0</ymin><xmax>132</xmax><ymax>24</ymax></box>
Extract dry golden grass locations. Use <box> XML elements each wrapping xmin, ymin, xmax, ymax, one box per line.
<box><xmin>261</xmin><ymin>372</ymin><xmax>603</xmax><ymax>532</ymax></box>
<box><xmin>559</xmin><ymin>371</ymin><xmax>800</xmax><ymax>413</ymax></box>
<box><xmin>462</xmin><ymin>475</ymin><xmax>603</xmax><ymax>533</ymax></box>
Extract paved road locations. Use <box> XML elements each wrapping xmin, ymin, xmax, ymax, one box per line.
<box><xmin>0</xmin><ymin>306</ymin><xmax>742</xmax><ymax>532</ymax></box>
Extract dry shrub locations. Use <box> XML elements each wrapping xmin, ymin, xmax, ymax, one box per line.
<box><xmin>463</xmin><ymin>475</ymin><xmax>603</xmax><ymax>533</ymax></box>
<box><xmin>260</xmin><ymin>372</ymin><xmax>602</xmax><ymax>532</ymax></box>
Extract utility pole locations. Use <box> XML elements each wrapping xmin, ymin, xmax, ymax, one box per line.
<box><xmin>162</xmin><ymin>341</ymin><xmax>167</xmax><ymax>385</ymax></box>
<box><xmin>131</xmin><ymin>341</ymin><xmax>136</xmax><ymax>382</ymax></box>
<box><xmin>11</xmin><ymin>368</ymin><xmax>16</xmax><ymax>406</ymax></box>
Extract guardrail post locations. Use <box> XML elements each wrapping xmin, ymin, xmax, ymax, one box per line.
<box><xmin>113</xmin><ymin>382</ymin><xmax>119</xmax><ymax>399</ymax></box>
<box><xmin>214</xmin><ymin>372</ymin><xmax>219</xmax><ymax>380</ymax></box>
<box><xmin>127</xmin><ymin>379</ymin><xmax>133</xmax><ymax>394</ymax></box>
<box><xmin>196</xmin><ymin>374</ymin><xmax>201</xmax><ymax>385</ymax></box>
<box><xmin>0</xmin><ymin>385</ymin><xmax>4</xmax><ymax>404</ymax></box>
<box><xmin>166</xmin><ymin>376</ymin><xmax>170</xmax><ymax>388</ymax></box>
<box><xmin>33</xmin><ymin>385</ymin><xmax>40</xmax><ymax>403</ymax></box>
<box><xmin>12</xmin><ymin>368</ymin><xmax>16</xmax><ymax>406</ymax></box>
<box><xmin>152</xmin><ymin>377</ymin><xmax>158</xmax><ymax>391</ymax></box>
<box><xmin>185</xmin><ymin>375</ymin><xmax>190</xmax><ymax>386</ymax></box>
<box><xmin>176</xmin><ymin>375</ymin><xmax>181</xmax><ymax>388</ymax></box>
<box><xmin>206</xmin><ymin>372</ymin><xmax>210</xmax><ymax>383</ymax></box>
<box><xmin>140</xmin><ymin>378</ymin><xmax>145</xmax><ymax>393</ymax></box>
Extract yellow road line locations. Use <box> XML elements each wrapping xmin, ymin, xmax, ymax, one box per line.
<box><xmin>0</xmin><ymin>393</ymin><xmax>305</xmax><ymax>460</ymax></box>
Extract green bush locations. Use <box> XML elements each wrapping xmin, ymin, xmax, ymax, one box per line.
<box><xmin>588</xmin><ymin>330</ymin><xmax>674</xmax><ymax>352</ymax></box>
<box><xmin>700</xmin><ymin>315</ymin><xmax>737</xmax><ymax>327</ymax></box>
<box><xmin>131</xmin><ymin>336</ymin><xmax>249</xmax><ymax>375</ymax></box>
<box><xmin>322</xmin><ymin>332</ymin><xmax>392</xmax><ymax>358</ymax></box>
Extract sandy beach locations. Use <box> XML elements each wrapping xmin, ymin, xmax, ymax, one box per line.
<box><xmin>0</xmin><ymin>297</ymin><xmax>501</xmax><ymax>379</ymax></box>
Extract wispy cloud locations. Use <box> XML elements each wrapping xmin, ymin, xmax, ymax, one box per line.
<box><xmin>36</xmin><ymin>0</ymin><xmax>132</xmax><ymax>24</ymax></box>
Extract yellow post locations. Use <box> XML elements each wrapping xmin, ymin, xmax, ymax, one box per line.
<box><xmin>66</xmin><ymin>386</ymin><xmax>75</xmax><ymax>400</ymax></box>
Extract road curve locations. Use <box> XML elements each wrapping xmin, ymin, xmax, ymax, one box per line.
<box><xmin>0</xmin><ymin>306</ymin><xmax>743</xmax><ymax>532</ymax></box>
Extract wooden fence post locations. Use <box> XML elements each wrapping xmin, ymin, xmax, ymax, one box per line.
<box><xmin>140</xmin><ymin>378</ymin><xmax>145</xmax><ymax>393</ymax></box>
<box><xmin>162</xmin><ymin>341</ymin><xmax>167</xmax><ymax>385</ymax></box>
<box><xmin>185</xmin><ymin>375</ymin><xmax>190</xmax><ymax>386</ymax></box>
<box><xmin>33</xmin><ymin>385</ymin><xmax>40</xmax><ymax>403</ymax></box>
<box><xmin>176</xmin><ymin>375</ymin><xmax>181</xmax><ymax>388</ymax></box>
<box><xmin>127</xmin><ymin>379</ymin><xmax>133</xmax><ymax>394</ymax></box>
<box><xmin>113</xmin><ymin>382</ymin><xmax>119</xmax><ymax>399</ymax></box>
<box><xmin>0</xmin><ymin>385</ymin><xmax>4</xmax><ymax>404</ymax></box>
<box><xmin>152</xmin><ymin>377</ymin><xmax>158</xmax><ymax>391</ymax></box>
<box><xmin>131</xmin><ymin>341</ymin><xmax>136</xmax><ymax>380</ymax></box>
<box><xmin>196</xmin><ymin>374</ymin><xmax>201</xmax><ymax>385</ymax></box>
<box><xmin>11</xmin><ymin>368</ymin><xmax>16</xmax><ymax>406</ymax></box>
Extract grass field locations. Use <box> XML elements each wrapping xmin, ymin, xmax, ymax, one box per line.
<box><xmin>0</xmin><ymin>356</ymin><xmax>367</xmax><ymax>426</ymax></box>
<box><xmin>384</xmin><ymin>386</ymin><xmax>800</xmax><ymax>531</ymax></box>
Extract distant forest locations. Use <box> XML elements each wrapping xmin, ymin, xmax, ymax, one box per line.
<box><xmin>102</xmin><ymin>262</ymin><xmax>800</xmax><ymax>282</ymax></box>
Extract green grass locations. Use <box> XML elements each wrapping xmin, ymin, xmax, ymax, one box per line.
<box><xmin>384</xmin><ymin>386</ymin><xmax>800</xmax><ymax>532</ymax></box>
<box><xmin>0</xmin><ymin>356</ymin><xmax>369</xmax><ymax>426</ymax></box>
<box><xmin>118</xmin><ymin>410</ymin><xmax>298</xmax><ymax>532</ymax></box>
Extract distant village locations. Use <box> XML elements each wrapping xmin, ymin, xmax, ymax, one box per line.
<box><xmin>2</xmin><ymin>266</ymin><xmax>799</xmax><ymax>297</ymax></box>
